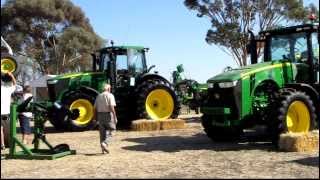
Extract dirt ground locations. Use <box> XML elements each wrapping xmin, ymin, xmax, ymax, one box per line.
<box><xmin>1</xmin><ymin>114</ymin><xmax>319</xmax><ymax>179</ymax></box>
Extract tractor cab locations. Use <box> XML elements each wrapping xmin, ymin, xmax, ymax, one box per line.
<box><xmin>92</xmin><ymin>46</ymin><xmax>150</xmax><ymax>89</ymax></box>
<box><xmin>248</xmin><ymin>23</ymin><xmax>319</xmax><ymax>84</ymax></box>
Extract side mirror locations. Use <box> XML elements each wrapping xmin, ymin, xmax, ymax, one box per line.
<box><xmin>246</xmin><ymin>44</ymin><xmax>251</xmax><ymax>54</ymax></box>
<box><xmin>91</xmin><ymin>53</ymin><xmax>98</xmax><ymax>71</ymax></box>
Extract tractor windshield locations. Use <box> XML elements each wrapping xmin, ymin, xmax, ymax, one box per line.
<box><xmin>269</xmin><ymin>32</ymin><xmax>308</xmax><ymax>63</ymax></box>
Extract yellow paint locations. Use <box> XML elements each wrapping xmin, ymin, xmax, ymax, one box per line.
<box><xmin>1</xmin><ymin>58</ymin><xmax>16</xmax><ymax>73</ymax></box>
<box><xmin>241</xmin><ymin>62</ymin><xmax>292</xmax><ymax>79</ymax></box>
<box><xmin>145</xmin><ymin>89</ymin><xmax>174</xmax><ymax>120</ymax></box>
<box><xmin>70</xmin><ymin>99</ymin><xmax>94</xmax><ymax>126</ymax></box>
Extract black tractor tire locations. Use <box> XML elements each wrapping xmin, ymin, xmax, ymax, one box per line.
<box><xmin>201</xmin><ymin>115</ymin><xmax>243</xmax><ymax>142</ymax></box>
<box><xmin>269</xmin><ymin>90</ymin><xmax>317</xmax><ymax>144</ymax></box>
<box><xmin>2</xmin><ymin>118</ymin><xmax>10</xmax><ymax>147</ymax></box>
<box><xmin>1</xmin><ymin>53</ymin><xmax>20</xmax><ymax>75</ymax></box>
<box><xmin>136</xmin><ymin>78</ymin><xmax>180</xmax><ymax>120</ymax></box>
<box><xmin>50</xmin><ymin>91</ymin><xmax>97</xmax><ymax>131</ymax></box>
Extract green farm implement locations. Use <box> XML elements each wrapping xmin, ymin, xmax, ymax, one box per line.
<box><xmin>172</xmin><ymin>64</ymin><xmax>207</xmax><ymax>114</ymax></box>
<box><xmin>6</xmin><ymin>98</ymin><xmax>76</xmax><ymax>160</ymax></box>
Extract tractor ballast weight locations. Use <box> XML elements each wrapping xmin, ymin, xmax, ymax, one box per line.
<box><xmin>46</xmin><ymin>46</ymin><xmax>180</xmax><ymax>131</ymax></box>
<box><xmin>201</xmin><ymin>23</ymin><xmax>319</xmax><ymax>142</ymax></box>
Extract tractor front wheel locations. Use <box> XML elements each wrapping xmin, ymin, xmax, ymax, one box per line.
<box><xmin>269</xmin><ymin>90</ymin><xmax>316</xmax><ymax>144</ymax></box>
<box><xmin>50</xmin><ymin>91</ymin><xmax>97</xmax><ymax>131</ymax></box>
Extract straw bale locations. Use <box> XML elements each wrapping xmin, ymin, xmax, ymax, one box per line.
<box><xmin>278</xmin><ymin>130</ymin><xmax>319</xmax><ymax>152</ymax></box>
<box><xmin>160</xmin><ymin>119</ymin><xmax>185</xmax><ymax>130</ymax></box>
<box><xmin>130</xmin><ymin>119</ymin><xmax>160</xmax><ymax>131</ymax></box>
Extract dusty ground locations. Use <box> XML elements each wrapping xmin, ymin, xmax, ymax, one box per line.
<box><xmin>1</xmin><ymin>114</ymin><xmax>319</xmax><ymax>179</ymax></box>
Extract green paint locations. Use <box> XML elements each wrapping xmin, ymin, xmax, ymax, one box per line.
<box><xmin>201</xmin><ymin>23</ymin><xmax>319</xmax><ymax>130</ymax></box>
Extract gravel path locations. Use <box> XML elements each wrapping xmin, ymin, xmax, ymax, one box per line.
<box><xmin>1</xmin><ymin>115</ymin><xmax>319</xmax><ymax>179</ymax></box>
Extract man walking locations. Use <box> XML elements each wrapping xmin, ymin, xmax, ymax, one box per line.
<box><xmin>94</xmin><ymin>83</ymin><xmax>117</xmax><ymax>154</ymax></box>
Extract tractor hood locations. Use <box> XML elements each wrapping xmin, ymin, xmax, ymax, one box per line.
<box><xmin>207</xmin><ymin>61</ymin><xmax>290</xmax><ymax>83</ymax></box>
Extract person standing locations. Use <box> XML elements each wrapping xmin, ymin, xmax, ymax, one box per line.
<box><xmin>18</xmin><ymin>85</ymin><xmax>33</xmax><ymax>145</ymax></box>
<box><xmin>94</xmin><ymin>83</ymin><xmax>117</xmax><ymax>154</ymax></box>
<box><xmin>1</xmin><ymin>72</ymin><xmax>16</xmax><ymax>153</ymax></box>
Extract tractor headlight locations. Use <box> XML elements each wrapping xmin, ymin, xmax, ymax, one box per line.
<box><xmin>208</xmin><ymin>83</ymin><xmax>214</xmax><ymax>88</ymax></box>
<box><xmin>47</xmin><ymin>80</ymin><xmax>58</xmax><ymax>84</ymax></box>
<box><xmin>218</xmin><ymin>80</ymin><xmax>238</xmax><ymax>88</ymax></box>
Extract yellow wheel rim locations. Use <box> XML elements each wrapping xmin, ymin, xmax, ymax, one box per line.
<box><xmin>146</xmin><ymin>89</ymin><xmax>174</xmax><ymax>120</ymax></box>
<box><xmin>286</xmin><ymin>101</ymin><xmax>310</xmax><ymax>133</ymax></box>
<box><xmin>1</xmin><ymin>58</ymin><xmax>16</xmax><ymax>73</ymax></box>
<box><xmin>70</xmin><ymin>99</ymin><xmax>94</xmax><ymax>126</ymax></box>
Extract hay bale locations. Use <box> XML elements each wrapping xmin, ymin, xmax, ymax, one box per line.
<box><xmin>160</xmin><ymin>119</ymin><xmax>185</xmax><ymax>130</ymax></box>
<box><xmin>278</xmin><ymin>130</ymin><xmax>319</xmax><ymax>152</ymax></box>
<box><xmin>131</xmin><ymin>119</ymin><xmax>160</xmax><ymax>131</ymax></box>
<box><xmin>130</xmin><ymin>119</ymin><xmax>186</xmax><ymax>131</ymax></box>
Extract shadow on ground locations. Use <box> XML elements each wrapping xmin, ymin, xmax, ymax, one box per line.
<box><xmin>122</xmin><ymin>131</ymin><xmax>276</xmax><ymax>153</ymax></box>
<box><xmin>289</xmin><ymin>156</ymin><xmax>319</xmax><ymax>167</ymax></box>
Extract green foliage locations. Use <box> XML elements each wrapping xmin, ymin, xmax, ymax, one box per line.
<box><xmin>184</xmin><ymin>0</ymin><xmax>319</xmax><ymax>66</ymax></box>
<box><xmin>1</xmin><ymin>0</ymin><xmax>105</xmax><ymax>74</ymax></box>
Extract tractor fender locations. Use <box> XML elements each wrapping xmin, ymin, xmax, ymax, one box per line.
<box><xmin>79</xmin><ymin>86</ymin><xmax>100</xmax><ymax>97</ymax></box>
<box><xmin>63</xmin><ymin>86</ymin><xmax>99</xmax><ymax>100</ymax></box>
<box><xmin>137</xmin><ymin>73</ymin><xmax>171</xmax><ymax>86</ymax></box>
<box><xmin>285</xmin><ymin>83</ymin><xmax>319</xmax><ymax>105</ymax></box>
<box><xmin>251</xmin><ymin>79</ymin><xmax>280</xmax><ymax>96</ymax></box>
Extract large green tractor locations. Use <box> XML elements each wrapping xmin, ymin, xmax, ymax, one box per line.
<box><xmin>47</xmin><ymin>45</ymin><xmax>180</xmax><ymax>131</ymax></box>
<box><xmin>201</xmin><ymin>23</ymin><xmax>319</xmax><ymax>142</ymax></box>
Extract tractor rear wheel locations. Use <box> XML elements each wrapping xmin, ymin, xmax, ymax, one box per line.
<box><xmin>50</xmin><ymin>91</ymin><xmax>97</xmax><ymax>131</ymax></box>
<box><xmin>269</xmin><ymin>90</ymin><xmax>316</xmax><ymax>144</ymax></box>
<box><xmin>136</xmin><ymin>79</ymin><xmax>180</xmax><ymax>120</ymax></box>
<box><xmin>201</xmin><ymin>115</ymin><xmax>243</xmax><ymax>142</ymax></box>
<box><xmin>1</xmin><ymin>53</ymin><xmax>19</xmax><ymax>75</ymax></box>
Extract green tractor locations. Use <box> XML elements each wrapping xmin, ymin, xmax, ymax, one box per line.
<box><xmin>201</xmin><ymin>23</ymin><xmax>319</xmax><ymax>142</ymax></box>
<box><xmin>47</xmin><ymin>45</ymin><xmax>180</xmax><ymax>131</ymax></box>
<box><xmin>172</xmin><ymin>64</ymin><xmax>207</xmax><ymax>114</ymax></box>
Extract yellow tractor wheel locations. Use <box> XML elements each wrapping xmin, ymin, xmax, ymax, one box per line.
<box><xmin>137</xmin><ymin>79</ymin><xmax>180</xmax><ymax>121</ymax></box>
<box><xmin>1</xmin><ymin>53</ymin><xmax>18</xmax><ymax>74</ymax></box>
<box><xmin>271</xmin><ymin>90</ymin><xmax>316</xmax><ymax>140</ymax></box>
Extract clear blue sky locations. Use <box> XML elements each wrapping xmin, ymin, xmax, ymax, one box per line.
<box><xmin>71</xmin><ymin>0</ymin><xmax>235</xmax><ymax>83</ymax></box>
<box><xmin>2</xmin><ymin>0</ymin><xmax>318</xmax><ymax>83</ymax></box>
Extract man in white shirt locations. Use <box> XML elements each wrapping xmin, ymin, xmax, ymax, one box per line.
<box><xmin>1</xmin><ymin>72</ymin><xmax>16</xmax><ymax>152</ymax></box>
<box><xmin>94</xmin><ymin>83</ymin><xmax>117</xmax><ymax>154</ymax></box>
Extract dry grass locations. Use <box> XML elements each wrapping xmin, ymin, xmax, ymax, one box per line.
<box><xmin>1</xmin><ymin>114</ymin><xmax>319</xmax><ymax>179</ymax></box>
<box><xmin>279</xmin><ymin>130</ymin><xmax>319</xmax><ymax>152</ymax></box>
